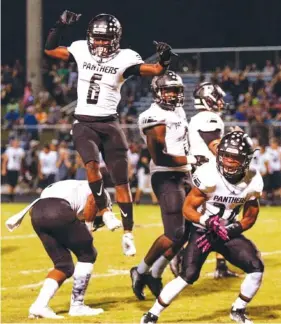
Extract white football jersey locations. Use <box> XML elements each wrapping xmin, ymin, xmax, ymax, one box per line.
<box><xmin>68</xmin><ymin>40</ymin><xmax>143</xmax><ymax>117</ymax></box>
<box><xmin>189</xmin><ymin>111</ymin><xmax>224</xmax><ymax>163</ymax></box>
<box><xmin>265</xmin><ymin>147</ymin><xmax>281</xmax><ymax>173</ymax></box>
<box><xmin>5</xmin><ymin>147</ymin><xmax>25</xmax><ymax>171</ymax></box>
<box><xmin>41</xmin><ymin>180</ymin><xmax>92</xmax><ymax>214</ymax></box>
<box><xmin>192</xmin><ymin>163</ymin><xmax>263</xmax><ymax>229</ymax></box>
<box><xmin>138</xmin><ymin>103</ymin><xmax>191</xmax><ymax>174</ymax></box>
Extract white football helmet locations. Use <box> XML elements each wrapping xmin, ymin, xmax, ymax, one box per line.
<box><xmin>193</xmin><ymin>82</ymin><xmax>226</xmax><ymax>111</ymax></box>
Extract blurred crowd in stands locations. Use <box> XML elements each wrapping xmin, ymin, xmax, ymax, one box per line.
<box><xmin>1</xmin><ymin>56</ymin><xmax>281</xmax><ymax>203</ymax></box>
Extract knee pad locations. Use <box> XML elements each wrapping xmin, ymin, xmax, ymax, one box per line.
<box><xmin>105</xmin><ymin>149</ymin><xmax>128</xmax><ymax>185</ymax></box>
<box><xmin>246</xmin><ymin>258</ymin><xmax>264</xmax><ymax>273</ymax></box>
<box><xmin>180</xmin><ymin>264</ymin><xmax>200</xmax><ymax>284</ymax></box>
<box><xmin>56</xmin><ymin>260</ymin><xmax>75</xmax><ymax>278</ymax></box>
<box><xmin>77</xmin><ymin>244</ymin><xmax>97</xmax><ymax>264</ymax></box>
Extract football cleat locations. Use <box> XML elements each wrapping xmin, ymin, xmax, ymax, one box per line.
<box><xmin>230</xmin><ymin>307</ymin><xmax>253</xmax><ymax>324</ymax></box>
<box><xmin>140</xmin><ymin>312</ymin><xmax>159</xmax><ymax>323</ymax></box>
<box><xmin>214</xmin><ymin>268</ymin><xmax>239</xmax><ymax>279</ymax></box>
<box><xmin>28</xmin><ymin>304</ymin><xmax>64</xmax><ymax>319</ymax></box>
<box><xmin>145</xmin><ymin>273</ymin><xmax>163</xmax><ymax>298</ymax></box>
<box><xmin>102</xmin><ymin>211</ymin><xmax>122</xmax><ymax>231</ymax></box>
<box><xmin>69</xmin><ymin>304</ymin><xmax>104</xmax><ymax>316</ymax></box>
<box><xmin>130</xmin><ymin>267</ymin><xmax>146</xmax><ymax>300</ymax></box>
<box><xmin>122</xmin><ymin>232</ymin><xmax>136</xmax><ymax>256</ymax></box>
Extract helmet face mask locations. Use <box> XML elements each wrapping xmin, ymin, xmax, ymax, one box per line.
<box><xmin>194</xmin><ymin>82</ymin><xmax>226</xmax><ymax>111</ymax></box>
<box><xmin>152</xmin><ymin>71</ymin><xmax>184</xmax><ymax>111</ymax></box>
<box><xmin>217</xmin><ymin>132</ymin><xmax>254</xmax><ymax>183</ymax></box>
<box><xmin>87</xmin><ymin>14</ymin><xmax>122</xmax><ymax>62</ymax></box>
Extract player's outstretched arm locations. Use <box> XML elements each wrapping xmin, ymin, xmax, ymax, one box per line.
<box><xmin>44</xmin><ymin>10</ymin><xmax>81</xmax><ymax>61</ymax></box>
<box><xmin>182</xmin><ymin>187</ymin><xmax>207</xmax><ymax>223</ymax></box>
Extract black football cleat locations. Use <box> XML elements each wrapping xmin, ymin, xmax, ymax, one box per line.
<box><xmin>230</xmin><ymin>307</ymin><xmax>253</xmax><ymax>324</ymax></box>
<box><xmin>130</xmin><ymin>267</ymin><xmax>146</xmax><ymax>300</ymax></box>
<box><xmin>140</xmin><ymin>312</ymin><xmax>159</xmax><ymax>323</ymax></box>
<box><xmin>214</xmin><ymin>267</ymin><xmax>239</xmax><ymax>279</ymax></box>
<box><xmin>145</xmin><ymin>273</ymin><xmax>163</xmax><ymax>298</ymax></box>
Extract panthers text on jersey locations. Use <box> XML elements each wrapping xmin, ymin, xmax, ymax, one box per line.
<box><xmin>192</xmin><ymin>163</ymin><xmax>264</xmax><ymax>230</ymax></box>
<box><xmin>68</xmin><ymin>40</ymin><xmax>143</xmax><ymax>117</ymax></box>
<box><xmin>138</xmin><ymin>103</ymin><xmax>191</xmax><ymax>174</ymax></box>
<box><xmin>189</xmin><ymin>111</ymin><xmax>224</xmax><ymax>163</ymax></box>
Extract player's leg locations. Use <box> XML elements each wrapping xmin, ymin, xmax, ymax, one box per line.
<box><xmin>214</xmin><ymin>252</ymin><xmax>238</xmax><ymax>279</ymax></box>
<box><xmin>132</xmin><ymin>172</ymin><xmax>186</xmax><ymax>299</ymax></box>
<box><xmin>29</xmin><ymin>199</ymin><xmax>76</xmax><ymax>319</ymax></box>
<box><xmin>216</xmin><ymin>235</ymin><xmax>264</xmax><ymax>324</ymax></box>
<box><xmin>55</xmin><ymin>217</ymin><xmax>103</xmax><ymax>316</ymax></box>
<box><xmin>102</xmin><ymin>120</ymin><xmax>135</xmax><ymax>255</ymax></box>
<box><xmin>7</xmin><ymin>170</ymin><xmax>18</xmax><ymax>202</ymax></box>
<box><xmin>72</xmin><ymin>122</ymin><xmax>121</xmax><ymax>231</ymax></box>
<box><xmin>141</xmin><ymin>226</ymin><xmax>210</xmax><ymax>323</ymax></box>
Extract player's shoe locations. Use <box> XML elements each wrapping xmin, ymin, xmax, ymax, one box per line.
<box><xmin>102</xmin><ymin>211</ymin><xmax>122</xmax><ymax>231</ymax></box>
<box><xmin>92</xmin><ymin>215</ymin><xmax>105</xmax><ymax>231</ymax></box>
<box><xmin>140</xmin><ymin>312</ymin><xmax>159</xmax><ymax>323</ymax></box>
<box><xmin>214</xmin><ymin>267</ymin><xmax>239</xmax><ymax>279</ymax></box>
<box><xmin>69</xmin><ymin>304</ymin><xmax>104</xmax><ymax>316</ymax></box>
<box><xmin>145</xmin><ymin>273</ymin><xmax>163</xmax><ymax>297</ymax></box>
<box><xmin>122</xmin><ymin>233</ymin><xmax>136</xmax><ymax>256</ymax></box>
<box><xmin>28</xmin><ymin>304</ymin><xmax>64</xmax><ymax>319</ymax></box>
<box><xmin>230</xmin><ymin>307</ymin><xmax>253</xmax><ymax>324</ymax></box>
<box><xmin>130</xmin><ymin>267</ymin><xmax>146</xmax><ymax>300</ymax></box>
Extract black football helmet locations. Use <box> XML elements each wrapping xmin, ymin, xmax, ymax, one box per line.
<box><xmin>217</xmin><ymin>131</ymin><xmax>255</xmax><ymax>183</ymax></box>
<box><xmin>151</xmin><ymin>70</ymin><xmax>184</xmax><ymax>111</ymax></box>
<box><xmin>193</xmin><ymin>82</ymin><xmax>226</xmax><ymax>111</ymax></box>
<box><xmin>87</xmin><ymin>13</ymin><xmax>122</xmax><ymax>62</ymax></box>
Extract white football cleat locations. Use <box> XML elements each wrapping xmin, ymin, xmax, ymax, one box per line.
<box><xmin>28</xmin><ymin>304</ymin><xmax>64</xmax><ymax>319</ymax></box>
<box><xmin>122</xmin><ymin>232</ymin><xmax>136</xmax><ymax>256</ymax></box>
<box><xmin>69</xmin><ymin>304</ymin><xmax>104</xmax><ymax>316</ymax></box>
<box><xmin>102</xmin><ymin>211</ymin><xmax>122</xmax><ymax>231</ymax></box>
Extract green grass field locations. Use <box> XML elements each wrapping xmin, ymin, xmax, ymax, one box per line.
<box><xmin>1</xmin><ymin>204</ymin><xmax>281</xmax><ymax>323</ymax></box>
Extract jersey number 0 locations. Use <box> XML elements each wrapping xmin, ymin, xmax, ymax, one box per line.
<box><xmin>87</xmin><ymin>73</ymin><xmax>102</xmax><ymax>104</ymax></box>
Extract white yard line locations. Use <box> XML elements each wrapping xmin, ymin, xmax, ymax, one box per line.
<box><xmin>2</xmin><ymin>250</ymin><xmax>281</xmax><ymax>291</ymax></box>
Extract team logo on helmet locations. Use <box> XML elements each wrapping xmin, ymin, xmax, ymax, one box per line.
<box><xmin>193</xmin><ymin>82</ymin><xmax>226</xmax><ymax>111</ymax></box>
<box><xmin>217</xmin><ymin>131</ymin><xmax>255</xmax><ymax>183</ymax></box>
<box><xmin>151</xmin><ymin>70</ymin><xmax>184</xmax><ymax>111</ymax></box>
<box><xmin>87</xmin><ymin>13</ymin><xmax>122</xmax><ymax>63</ymax></box>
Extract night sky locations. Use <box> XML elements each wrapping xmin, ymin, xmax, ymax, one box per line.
<box><xmin>2</xmin><ymin>0</ymin><xmax>281</xmax><ymax>65</ymax></box>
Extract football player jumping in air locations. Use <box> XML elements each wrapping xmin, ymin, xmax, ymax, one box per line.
<box><xmin>130</xmin><ymin>71</ymin><xmax>208</xmax><ymax>300</ymax></box>
<box><xmin>44</xmin><ymin>10</ymin><xmax>176</xmax><ymax>256</ymax></box>
<box><xmin>170</xmin><ymin>82</ymin><xmax>238</xmax><ymax>278</ymax></box>
<box><xmin>6</xmin><ymin>180</ymin><xmax>113</xmax><ymax>318</ymax></box>
<box><xmin>141</xmin><ymin>131</ymin><xmax>264</xmax><ymax>324</ymax></box>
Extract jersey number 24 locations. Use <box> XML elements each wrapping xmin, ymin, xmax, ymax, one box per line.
<box><xmin>87</xmin><ymin>73</ymin><xmax>102</xmax><ymax>104</ymax></box>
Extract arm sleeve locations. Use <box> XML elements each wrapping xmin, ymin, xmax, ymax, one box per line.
<box><xmin>198</xmin><ymin>129</ymin><xmax>221</xmax><ymax>146</ymax></box>
<box><xmin>122</xmin><ymin>64</ymin><xmax>142</xmax><ymax>78</ymax></box>
<box><xmin>45</xmin><ymin>25</ymin><xmax>66</xmax><ymax>50</ymax></box>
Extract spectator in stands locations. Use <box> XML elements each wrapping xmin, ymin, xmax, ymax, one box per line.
<box><xmin>272</xmin><ymin>72</ymin><xmax>281</xmax><ymax>98</ymax></box>
<box><xmin>263</xmin><ymin>60</ymin><xmax>275</xmax><ymax>75</ymax></box>
<box><xmin>74</xmin><ymin>152</ymin><xmax>86</xmax><ymax>180</ymax></box>
<box><xmin>23</xmin><ymin>82</ymin><xmax>34</xmax><ymax>108</ymax></box>
<box><xmin>56</xmin><ymin>141</ymin><xmax>71</xmax><ymax>181</ymax></box>
<box><xmin>68</xmin><ymin>63</ymin><xmax>78</xmax><ymax>89</ymax></box>
<box><xmin>37</xmin><ymin>86</ymin><xmax>51</xmax><ymax>106</ymax></box>
<box><xmin>23</xmin><ymin>105</ymin><xmax>39</xmax><ymax>140</ymax></box>
<box><xmin>23</xmin><ymin>140</ymin><xmax>40</xmax><ymax>190</ymax></box>
<box><xmin>38</xmin><ymin>144</ymin><xmax>58</xmax><ymax>191</ymax></box>
<box><xmin>47</xmin><ymin>100</ymin><xmax>62</xmax><ymax>125</ymax></box>
<box><xmin>252</xmin><ymin>73</ymin><xmax>265</xmax><ymax>96</ymax></box>
<box><xmin>1</xmin><ymin>139</ymin><xmax>25</xmax><ymax>202</ymax></box>
<box><xmin>128</xmin><ymin>143</ymin><xmax>140</xmax><ymax>191</ymax></box>
<box><xmin>134</xmin><ymin>146</ymin><xmax>157</xmax><ymax>205</ymax></box>
<box><xmin>266</xmin><ymin>137</ymin><xmax>281</xmax><ymax>201</ymax></box>
<box><xmin>35</xmin><ymin>105</ymin><xmax>48</xmax><ymax>124</ymax></box>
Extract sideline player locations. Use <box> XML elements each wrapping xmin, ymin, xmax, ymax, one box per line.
<box><xmin>44</xmin><ymin>10</ymin><xmax>176</xmax><ymax>256</ymax></box>
<box><xmin>6</xmin><ymin>180</ymin><xmax>112</xmax><ymax>318</ymax></box>
<box><xmin>170</xmin><ymin>82</ymin><xmax>238</xmax><ymax>278</ymax></box>
<box><xmin>130</xmin><ymin>71</ymin><xmax>208</xmax><ymax>300</ymax></box>
<box><xmin>141</xmin><ymin>132</ymin><xmax>264</xmax><ymax>324</ymax></box>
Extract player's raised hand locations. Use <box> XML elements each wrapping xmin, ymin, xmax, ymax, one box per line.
<box><xmin>153</xmin><ymin>41</ymin><xmax>178</xmax><ymax>68</ymax></box>
<box><xmin>205</xmin><ymin>215</ymin><xmax>229</xmax><ymax>241</ymax></box>
<box><xmin>58</xmin><ymin>10</ymin><xmax>81</xmax><ymax>26</ymax></box>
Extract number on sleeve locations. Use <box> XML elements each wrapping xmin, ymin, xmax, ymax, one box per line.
<box><xmin>87</xmin><ymin>73</ymin><xmax>102</xmax><ymax>105</ymax></box>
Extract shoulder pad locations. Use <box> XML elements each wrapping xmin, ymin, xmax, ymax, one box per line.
<box><xmin>138</xmin><ymin>110</ymin><xmax>166</xmax><ymax>131</ymax></box>
<box><xmin>191</xmin><ymin>112</ymin><xmax>224</xmax><ymax>132</ymax></box>
<box><xmin>67</xmin><ymin>40</ymin><xmax>87</xmax><ymax>57</ymax></box>
<box><xmin>192</xmin><ymin>163</ymin><xmax>217</xmax><ymax>194</ymax></box>
<box><xmin>121</xmin><ymin>49</ymin><xmax>144</xmax><ymax>66</ymax></box>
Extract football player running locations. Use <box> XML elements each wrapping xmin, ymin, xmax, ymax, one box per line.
<box><xmin>130</xmin><ymin>71</ymin><xmax>208</xmax><ymax>300</ymax></box>
<box><xmin>6</xmin><ymin>180</ymin><xmax>113</xmax><ymax>318</ymax></box>
<box><xmin>170</xmin><ymin>82</ymin><xmax>238</xmax><ymax>278</ymax></box>
<box><xmin>141</xmin><ymin>131</ymin><xmax>264</xmax><ymax>324</ymax></box>
<box><xmin>44</xmin><ymin>10</ymin><xmax>175</xmax><ymax>256</ymax></box>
